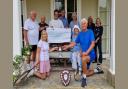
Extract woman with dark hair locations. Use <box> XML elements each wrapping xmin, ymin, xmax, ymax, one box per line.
<box><xmin>87</xmin><ymin>16</ymin><xmax>95</xmax><ymax>31</ymax></box>
<box><xmin>94</xmin><ymin>18</ymin><xmax>103</xmax><ymax>66</ymax></box>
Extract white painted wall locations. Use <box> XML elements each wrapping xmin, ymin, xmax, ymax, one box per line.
<box><xmin>110</xmin><ymin>0</ymin><xmax>115</xmax><ymax>75</ymax></box>
<box><xmin>13</xmin><ymin>0</ymin><xmax>22</xmax><ymax>57</ymax></box>
<box><xmin>26</xmin><ymin>0</ymin><xmax>51</xmax><ymax>23</ymax></box>
<box><xmin>81</xmin><ymin>0</ymin><xmax>98</xmax><ymax>20</ymax></box>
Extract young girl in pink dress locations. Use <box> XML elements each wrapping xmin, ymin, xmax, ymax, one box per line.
<box><xmin>34</xmin><ymin>30</ymin><xmax>58</xmax><ymax>79</ymax></box>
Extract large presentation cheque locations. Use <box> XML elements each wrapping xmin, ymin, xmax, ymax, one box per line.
<box><xmin>46</xmin><ymin>28</ymin><xmax>71</xmax><ymax>43</ymax></box>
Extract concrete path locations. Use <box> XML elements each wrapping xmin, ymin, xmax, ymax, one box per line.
<box><xmin>14</xmin><ymin>59</ymin><xmax>114</xmax><ymax>89</ymax></box>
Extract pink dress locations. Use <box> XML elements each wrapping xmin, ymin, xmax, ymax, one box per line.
<box><xmin>37</xmin><ymin>40</ymin><xmax>51</xmax><ymax>73</ymax></box>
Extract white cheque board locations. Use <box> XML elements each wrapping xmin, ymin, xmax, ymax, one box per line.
<box><xmin>46</xmin><ymin>28</ymin><xmax>71</xmax><ymax>43</ymax></box>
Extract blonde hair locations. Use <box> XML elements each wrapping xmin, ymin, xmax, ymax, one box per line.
<box><xmin>96</xmin><ymin>18</ymin><xmax>102</xmax><ymax>25</ymax></box>
<box><xmin>41</xmin><ymin>30</ymin><xmax>48</xmax><ymax>42</ymax></box>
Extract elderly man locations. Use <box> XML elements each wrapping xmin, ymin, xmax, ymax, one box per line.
<box><xmin>24</xmin><ymin>11</ymin><xmax>39</xmax><ymax>68</ymax></box>
<box><xmin>63</xmin><ymin>18</ymin><xmax>96</xmax><ymax>87</ymax></box>
<box><xmin>39</xmin><ymin>16</ymin><xmax>48</xmax><ymax>40</ymax></box>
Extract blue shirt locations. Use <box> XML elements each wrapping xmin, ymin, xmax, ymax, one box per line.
<box><xmin>71</xmin><ymin>35</ymin><xmax>81</xmax><ymax>52</ymax></box>
<box><xmin>59</xmin><ymin>16</ymin><xmax>68</xmax><ymax>28</ymax></box>
<box><xmin>69</xmin><ymin>21</ymin><xmax>80</xmax><ymax>30</ymax></box>
<box><xmin>75</xmin><ymin>29</ymin><xmax>95</xmax><ymax>60</ymax></box>
<box><xmin>69</xmin><ymin>21</ymin><xmax>80</xmax><ymax>34</ymax></box>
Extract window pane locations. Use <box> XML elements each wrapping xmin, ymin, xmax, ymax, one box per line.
<box><xmin>67</xmin><ymin>0</ymin><xmax>77</xmax><ymax>12</ymax></box>
<box><xmin>55</xmin><ymin>0</ymin><xmax>64</xmax><ymax>10</ymax></box>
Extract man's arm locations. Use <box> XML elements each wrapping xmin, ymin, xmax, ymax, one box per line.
<box><xmin>86</xmin><ymin>41</ymin><xmax>95</xmax><ymax>54</ymax></box>
<box><xmin>24</xmin><ymin>30</ymin><xmax>29</xmax><ymax>46</ymax></box>
<box><xmin>63</xmin><ymin>42</ymin><xmax>76</xmax><ymax>50</ymax></box>
<box><xmin>82</xmin><ymin>41</ymin><xmax>95</xmax><ymax>56</ymax></box>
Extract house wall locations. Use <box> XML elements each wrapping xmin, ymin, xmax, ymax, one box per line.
<box><xmin>81</xmin><ymin>0</ymin><xmax>98</xmax><ymax>20</ymax></box>
<box><xmin>26</xmin><ymin>0</ymin><xmax>51</xmax><ymax>23</ymax></box>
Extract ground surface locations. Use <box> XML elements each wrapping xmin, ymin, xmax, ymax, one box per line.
<box><xmin>14</xmin><ymin>59</ymin><xmax>114</xmax><ymax>89</ymax></box>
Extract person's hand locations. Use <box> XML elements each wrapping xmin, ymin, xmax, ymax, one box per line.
<box><xmin>53</xmin><ymin>47</ymin><xmax>58</xmax><ymax>51</ymax></box>
<box><xmin>34</xmin><ymin>61</ymin><xmax>39</xmax><ymax>67</ymax></box>
<box><xmin>80</xmin><ymin>51</ymin><xmax>82</xmax><ymax>57</ymax></box>
<box><xmin>95</xmin><ymin>39</ymin><xmax>98</xmax><ymax>43</ymax></box>
<box><xmin>82</xmin><ymin>52</ymin><xmax>89</xmax><ymax>57</ymax></box>
<box><xmin>95</xmin><ymin>38</ymin><xmax>99</xmax><ymax>43</ymax></box>
<box><xmin>25</xmin><ymin>42</ymin><xmax>29</xmax><ymax>47</ymax></box>
<box><xmin>62</xmin><ymin>45</ymin><xmax>69</xmax><ymax>51</ymax></box>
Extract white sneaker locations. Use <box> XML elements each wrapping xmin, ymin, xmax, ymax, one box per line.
<box><xmin>78</xmin><ymin>71</ymin><xmax>81</xmax><ymax>75</ymax></box>
<box><xmin>94</xmin><ymin>68</ymin><xmax>98</xmax><ymax>73</ymax></box>
<box><xmin>74</xmin><ymin>70</ymin><xmax>77</xmax><ymax>75</ymax></box>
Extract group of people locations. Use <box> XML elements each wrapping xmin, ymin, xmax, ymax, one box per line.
<box><xmin>23</xmin><ymin>9</ymin><xmax>104</xmax><ymax>88</ymax></box>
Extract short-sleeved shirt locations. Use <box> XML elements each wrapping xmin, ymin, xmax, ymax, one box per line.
<box><xmin>69</xmin><ymin>21</ymin><xmax>80</xmax><ymax>30</ymax></box>
<box><xmin>24</xmin><ymin>18</ymin><xmax>39</xmax><ymax>45</ymax></box>
<box><xmin>38</xmin><ymin>22</ymin><xmax>49</xmax><ymax>40</ymax></box>
<box><xmin>59</xmin><ymin>16</ymin><xmax>68</xmax><ymax>28</ymax></box>
<box><xmin>71</xmin><ymin>35</ymin><xmax>81</xmax><ymax>52</ymax></box>
<box><xmin>75</xmin><ymin>29</ymin><xmax>95</xmax><ymax>60</ymax></box>
<box><xmin>49</xmin><ymin>19</ymin><xmax>64</xmax><ymax>28</ymax></box>
<box><xmin>37</xmin><ymin>40</ymin><xmax>49</xmax><ymax>61</ymax></box>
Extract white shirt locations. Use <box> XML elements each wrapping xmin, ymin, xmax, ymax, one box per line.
<box><xmin>49</xmin><ymin>19</ymin><xmax>64</xmax><ymax>28</ymax></box>
<box><xmin>24</xmin><ymin>18</ymin><xmax>39</xmax><ymax>45</ymax></box>
<box><xmin>37</xmin><ymin>40</ymin><xmax>49</xmax><ymax>61</ymax></box>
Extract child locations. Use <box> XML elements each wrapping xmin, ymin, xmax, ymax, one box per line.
<box><xmin>71</xmin><ymin>25</ymin><xmax>81</xmax><ymax>75</ymax></box>
<box><xmin>34</xmin><ymin>30</ymin><xmax>58</xmax><ymax>79</ymax></box>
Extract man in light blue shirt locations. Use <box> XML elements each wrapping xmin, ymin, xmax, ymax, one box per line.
<box><xmin>59</xmin><ymin>10</ymin><xmax>68</xmax><ymax>28</ymax></box>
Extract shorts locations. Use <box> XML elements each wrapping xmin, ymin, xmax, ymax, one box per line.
<box><xmin>81</xmin><ymin>55</ymin><xmax>95</xmax><ymax>69</ymax></box>
<box><xmin>30</xmin><ymin>45</ymin><xmax>37</xmax><ymax>52</ymax></box>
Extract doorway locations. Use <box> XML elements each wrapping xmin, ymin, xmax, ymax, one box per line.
<box><xmin>54</xmin><ymin>0</ymin><xmax>77</xmax><ymax>24</ymax></box>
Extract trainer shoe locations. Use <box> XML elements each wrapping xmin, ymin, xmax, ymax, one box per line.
<box><xmin>81</xmin><ymin>77</ymin><xmax>87</xmax><ymax>88</ymax></box>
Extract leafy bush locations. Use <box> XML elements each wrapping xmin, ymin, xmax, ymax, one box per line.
<box><xmin>13</xmin><ymin>45</ymin><xmax>32</xmax><ymax>84</ymax></box>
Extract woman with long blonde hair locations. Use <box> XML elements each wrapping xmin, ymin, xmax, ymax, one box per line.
<box><xmin>94</xmin><ymin>18</ymin><xmax>103</xmax><ymax>66</ymax></box>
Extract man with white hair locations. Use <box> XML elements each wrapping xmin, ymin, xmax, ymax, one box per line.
<box><xmin>63</xmin><ymin>18</ymin><xmax>96</xmax><ymax>87</ymax></box>
<box><xmin>24</xmin><ymin>10</ymin><xmax>39</xmax><ymax>68</ymax></box>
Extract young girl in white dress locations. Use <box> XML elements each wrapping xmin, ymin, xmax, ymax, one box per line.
<box><xmin>34</xmin><ymin>30</ymin><xmax>58</xmax><ymax>79</ymax></box>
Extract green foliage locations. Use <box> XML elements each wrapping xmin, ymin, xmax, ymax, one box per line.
<box><xmin>22</xmin><ymin>45</ymin><xmax>32</xmax><ymax>56</ymax></box>
<box><xmin>13</xmin><ymin>55</ymin><xmax>23</xmax><ymax>70</ymax></box>
<box><xmin>13</xmin><ymin>46</ymin><xmax>32</xmax><ymax>84</ymax></box>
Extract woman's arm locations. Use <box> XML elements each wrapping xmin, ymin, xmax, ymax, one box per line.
<box><xmin>96</xmin><ymin>26</ymin><xmax>103</xmax><ymax>40</ymax></box>
<box><xmin>35</xmin><ymin>47</ymin><xmax>41</xmax><ymax>66</ymax></box>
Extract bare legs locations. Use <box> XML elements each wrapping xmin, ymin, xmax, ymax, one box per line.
<box><xmin>82</xmin><ymin>55</ymin><xmax>94</xmax><ymax>77</ymax></box>
<box><xmin>34</xmin><ymin>71</ymin><xmax>50</xmax><ymax>80</ymax></box>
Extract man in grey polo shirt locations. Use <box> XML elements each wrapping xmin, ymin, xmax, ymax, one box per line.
<box><xmin>24</xmin><ymin>11</ymin><xmax>39</xmax><ymax>68</ymax></box>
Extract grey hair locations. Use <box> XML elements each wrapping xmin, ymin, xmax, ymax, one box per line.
<box><xmin>81</xmin><ymin>18</ymin><xmax>88</xmax><ymax>23</ymax></box>
<box><xmin>30</xmin><ymin>10</ymin><xmax>37</xmax><ymax>15</ymax></box>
